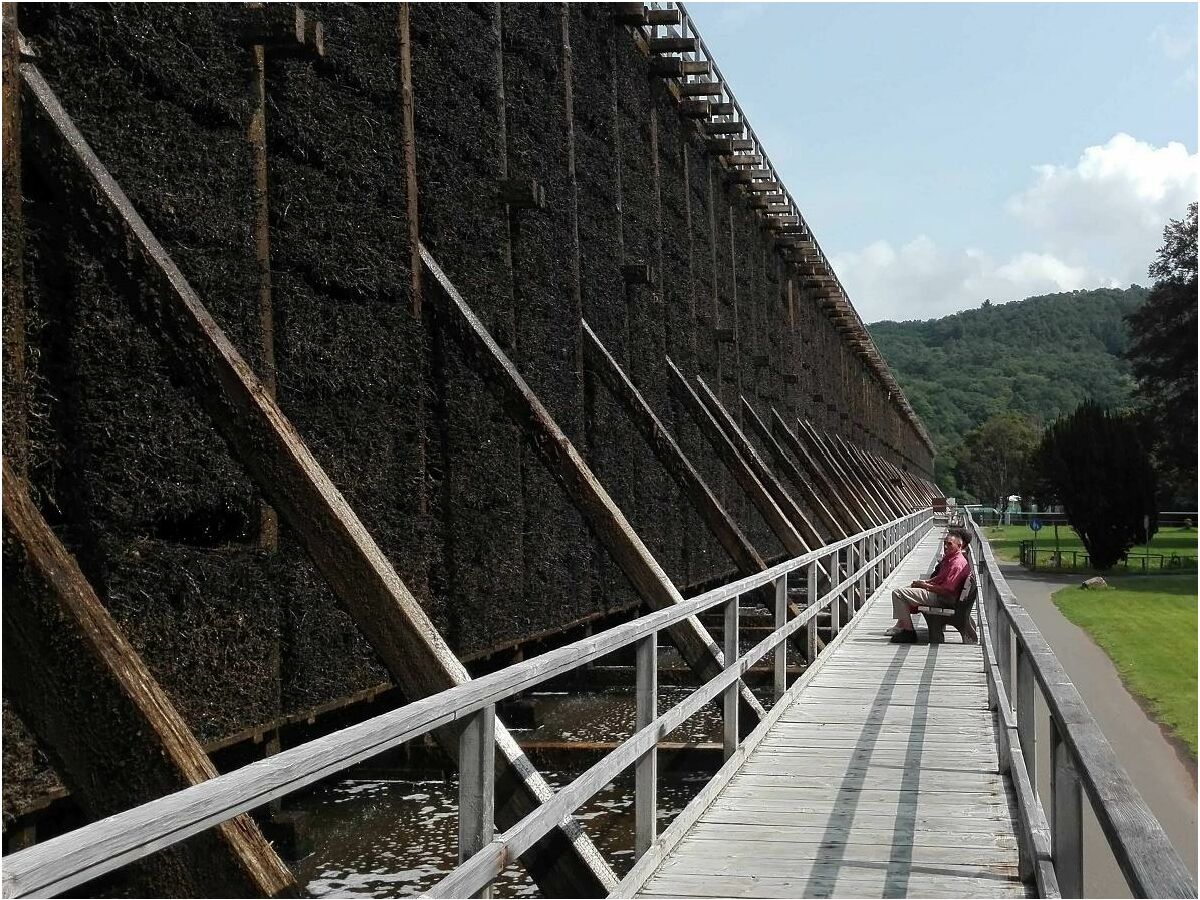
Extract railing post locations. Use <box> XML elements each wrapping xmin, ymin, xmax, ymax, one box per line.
<box><xmin>806</xmin><ymin>561</ymin><xmax>818</xmax><ymax>666</ymax></box>
<box><xmin>1050</xmin><ymin>721</ymin><xmax>1084</xmax><ymax>898</ymax></box>
<box><xmin>997</xmin><ymin>612</ymin><xmax>1012</xmax><ymax>711</ymax></box>
<box><xmin>723</xmin><ymin>593</ymin><xmax>739</xmax><ymax>761</ymax></box>
<box><xmin>459</xmin><ymin>704</ymin><xmax>496</xmax><ymax>899</ymax></box>
<box><xmin>635</xmin><ymin>629</ymin><xmax>658</xmax><ymax>858</ymax></box>
<box><xmin>830</xmin><ymin>548</ymin><xmax>841</xmax><ymax>636</ymax></box>
<box><xmin>1016</xmin><ymin>642</ymin><xmax>1036</xmax><ymax>784</ymax></box>
<box><xmin>773</xmin><ymin>575</ymin><xmax>787</xmax><ymax>701</ymax></box>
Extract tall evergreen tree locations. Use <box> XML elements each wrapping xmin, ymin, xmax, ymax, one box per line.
<box><xmin>1125</xmin><ymin>203</ymin><xmax>1198</xmax><ymax>504</ymax></box>
<box><xmin>1034</xmin><ymin>402</ymin><xmax>1157</xmax><ymax>570</ymax></box>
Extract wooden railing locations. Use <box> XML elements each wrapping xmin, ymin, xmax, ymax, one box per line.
<box><xmin>967</xmin><ymin>512</ymin><xmax>1196</xmax><ymax>899</ymax></box>
<box><xmin>1</xmin><ymin>509</ymin><xmax>933</xmax><ymax>899</ymax></box>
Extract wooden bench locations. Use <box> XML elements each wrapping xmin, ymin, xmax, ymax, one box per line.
<box><xmin>917</xmin><ymin>574</ymin><xmax>979</xmax><ymax>644</ymax></box>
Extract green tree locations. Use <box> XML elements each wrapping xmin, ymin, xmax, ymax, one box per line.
<box><xmin>953</xmin><ymin>413</ymin><xmax>1039</xmax><ymax>509</ymax></box>
<box><xmin>1125</xmin><ymin>203</ymin><xmax>1198</xmax><ymax>505</ymax></box>
<box><xmin>1033</xmin><ymin>402</ymin><xmax>1157</xmax><ymax>570</ymax></box>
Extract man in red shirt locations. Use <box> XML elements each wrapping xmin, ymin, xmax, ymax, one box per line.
<box><xmin>888</xmin><ymin>529</ymin><xmax>972</xmax><ymax>643</ymax></box>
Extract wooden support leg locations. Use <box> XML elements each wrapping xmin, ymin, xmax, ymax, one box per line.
<box><xmin>459</xmin><ymin>706</ymin><xmax>496</xmax><ymax>900</ymax></box>
<box><xmin>1</xmin><ymin>464</ymin><xmax>294</xmax><ymax>897</ymax></box>
<box><xmin>1050</xmin><ymin>723</ymin><xmax>1083</xmax><ymax>898</ymax></box>
<box><xmin>635</xmin><ymin>631</ymin><xmax>657</xmax><ymax>858</ymax></box>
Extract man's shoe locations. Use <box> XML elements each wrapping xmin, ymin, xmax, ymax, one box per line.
<box><xmin>885</xmin><ymin>626</ymin><xmax>900</xmax><ymax>636</ymax></box>
<box><xmin>890</xmin><ymin>630</ymin><xmax>918</xmax><ymax>644</ymax></box>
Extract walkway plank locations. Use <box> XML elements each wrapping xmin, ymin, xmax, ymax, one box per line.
<box><xmin>633</xmin><ymin>529</ymin><xmax>1033</xmax><ymax>899</ymax></box>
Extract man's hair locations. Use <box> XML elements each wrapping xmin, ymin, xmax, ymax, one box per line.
<box><xmin>948</xmin><ymin>527</ymin><xmax>971</xmax><ymax>549</ymax></box>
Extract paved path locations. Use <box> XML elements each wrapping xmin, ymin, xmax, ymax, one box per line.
<box><xmin>1000</xmin><ymin>563</ymin><xmax>1198</xmax><ymax>897</ymax></box>
<box><xmin>635</xmin><ymin>532</ymin><xmax>1030</xmax><ymax>899</ymax></box>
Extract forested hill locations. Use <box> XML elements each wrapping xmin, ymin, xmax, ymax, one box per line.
<box><xmin>868</xmin><ymin>286</ymin><xmax>1149</xmax><ymax>452</ymax></box>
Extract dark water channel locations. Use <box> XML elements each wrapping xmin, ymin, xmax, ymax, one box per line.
<box><xmin>289</xmin><ymin>685</ymin><xmax>730</xmax><ymax>897</ymax></box>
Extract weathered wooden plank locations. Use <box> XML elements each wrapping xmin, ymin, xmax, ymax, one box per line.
<box><xmin>423</xmin><ymin>250</ymin><xmax>766</xmax><ymax>735</ymax></box>
<box><xmin>16</xmin><ymin>61</ymin><xmax>616</xmax><ymax>898</ymax></box>
<box><xmin>1</xmin><ymin>464</ymin><xmax>295</xmax><ymax>898</ymax></box>
<box><xmin>641</xmin><ymin>872</ymin><xmax>1029</xmax><ymax>899</ymax></box>
<box><xmin>658</xmin><ymin>842</ymin><xmax>1018</xmax><ymax>870</ymax></box>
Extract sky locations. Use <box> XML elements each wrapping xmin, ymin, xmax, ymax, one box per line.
<box><xmin>684</xmin><ymin>2</ymin><xmax>1199</xmax><ymax>323</ymax></box>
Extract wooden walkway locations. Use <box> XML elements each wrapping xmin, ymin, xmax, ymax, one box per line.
<box><xmin>635</xmin><ymin>530</ymin><xmax>1032</xmax><ymax>899</ymax></box>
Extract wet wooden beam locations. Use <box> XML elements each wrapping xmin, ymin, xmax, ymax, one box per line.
<box><xmin>2</xmin><ymin>463</ymin><xmax>295</xmax><ymax>898</ymax></box>
<box><xmin>679</xmin><ymin>81</ymin><xmax>723</xmax><ymax>97</ymax></box>
<box><xmin>422</xmin><ymin>249</ymin><xmax>766</xmax><ymax>735</ymax></box>
<box><xmin>19</xmin><ymin>60</ymin><xmax>618</xmax><ymax>898</ymax></box>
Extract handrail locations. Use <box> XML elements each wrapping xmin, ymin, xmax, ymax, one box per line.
<box><xmin>1</xmin><ymin>509</ymin><xmax>933</xmax><ymax>898</ymax></box>
<box><xmin>966</xmin><ymin>511</ymin><xmax>1196</xmax><ymax>899</ymax></box>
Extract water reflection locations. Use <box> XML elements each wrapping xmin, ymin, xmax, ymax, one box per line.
<box><xmin>292</xmin><ymin>686</ymin><xmax>724</xmax><ymax>897</ymax></box>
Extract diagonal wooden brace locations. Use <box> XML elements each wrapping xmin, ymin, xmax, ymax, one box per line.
<box><xmin>581</xmin><ymin>322</ymin><xmax>803</xmax><ymax>625</ymax></box>
<box><xmin>19</xmin><ymin>59</ymin><xmax>616</xmax><ymax>898</ymax></box>
<box><xmin>421</xmin><ymin>248</ymin><xmax>766</xmax><ymax>736</ymax></box>
<box><xmin>739</xmin><ymin>398</ymin><xmax>847</xmax><ymax>541</ymax></box>
<box><xmin>2</xmin><ymin>462</ymin><xmax>295</xmax><ymax>898</ymax></box>
<box><xmin>770</xmin><ymin>412</ymin><xmax>866</xmax><ymax>533</ymax></box>
<box><xmin>692</xmin><ymin>376</ymin><xmax>826</xmax><ymax>552</ymax></box>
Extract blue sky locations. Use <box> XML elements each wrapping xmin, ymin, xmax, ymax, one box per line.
<box><xmin>685</xmin><ymin>2</ymin><xmax>1199</xmax><ymax>322</ymax></box>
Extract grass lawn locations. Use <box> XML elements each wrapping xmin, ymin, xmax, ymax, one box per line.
<box><xmin>984</xmin><ymin>524</ymin><xmax>1198</xmax><ymax>567</ymax></box>
<box><xmin>1053</xmin><ymin>574</ymin><xmax>1198</xmax><ymax>757</ymax></box>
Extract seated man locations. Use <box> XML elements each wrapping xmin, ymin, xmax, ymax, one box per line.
<box><xmin>887</xmin><ymin>528</ymin><xmax>971</xmax><ymax>643</ymax></box>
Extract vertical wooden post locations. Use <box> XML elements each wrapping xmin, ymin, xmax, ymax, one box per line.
<box><xmin>459</xmin><ymin>705</ymin><xmax>496</xmax><ymax>899</ymax></box>
<box><xmin>829</xmin><ymin>548</ymin><xmax>841</xmax><ymax>636</ymax></box>
<box><xmin>773</xmin><ymin>575</ymin><xmax>787</xmax><ymax>700</ymax></box>
<box><xmin>1050</xmin><ymin>722</ymin><xmax>1084</xmax><ymax>898</ymax></box>
<box><xmin>997</xmin><ymin>615</ymin><xmax>1012</xmax><ymax>711</ymax></box>
<box><xmin>806</xmin><ymin>562</ymin><xmax>818</xmax><ymax>665</ymax></box>
<box><xmin>248</xmin><ymin>9</ymin><xmax>279</xmax><ymax>552</ymax></box>
<box><xmin>635</xmin><ymin>630</ymin><xmax>658</xmax><ymax>858</ymax></box>
<box><xmin>723</xmin><ymin>595</ymin><xmax>739</xmax><ymax>760</ymax></box>
<box><xmin>2</xmin><ymin>2</ymin><xmax>26</xmax><ymax>476</ymax></box>
<box><xmin>1016</xmin><ymin>643</ymin><xmax>1036</xmax><ymax>784</ymax></box>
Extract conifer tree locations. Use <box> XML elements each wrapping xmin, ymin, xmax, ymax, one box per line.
<box><xmin>1034</xmin><ymin>402</ymin><xmax>1157</xmax><ymax>570</ymax></box>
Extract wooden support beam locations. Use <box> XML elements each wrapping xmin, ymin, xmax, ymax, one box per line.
<box><xmin>678</xmin><ymin>98</ymin><xmax>711</xmax><ymax>118</ymax></box>
<box><xmin>681</xmin><ymin>60</ymin><xmax>712</xmax><ymax>76</ymax></box>
<box><xmin>770</xmin><ymin>411</ymin><xmax>865</xmax><ymax>535</ymax></box>
<box><xmin>422</xmin><ymin>251</ymin><xmax>766</xmax><ymax>736</ymax></box>
<box><xmin>706</xmin><ymin>137</ymin><xmax>753</xmax><ymax>154</ymax></box>
<box><xmin>730</xmin><ymin>168</ymin><xmax>772</xmax><ymax>182</ymax></box>
<box><xmin>2</xmin><ymin>463</ymin><xmax>295</xmax><ymax>898</ymax></box>
<box><xmin>710</xmin><ymin>101</ymin><xmax>735</xmax><ymax>116</ymax></box>
<box><xmin>679</xmin><ymin>81</ymin><xmax>723</xmax><ymax>97</ymax></box>
<box><xmin>692</xmin><ymin>378</ymin><xmax>827</xmax><ymax>553</ymax></box>
<box><xmin>831</xmin><ymin>432</ymin><xmax>905</xmax><ymax>516</ymax></box>
<box><xmin>798</xmin><ymin>421</ymin><xmax>888</xmax><ymax>524</ymax></box>
<box><xmin>648</xmin><ymin>36</ymin><xmax>698</xmax><ymax>54</ymax></box>
<box><xmin>645</xmin><ymin>8</ymin><xmax>681</xmax><ymax>25</ymax></box>
<box><xmin>581</xmin><ymin>324</ymin><xmax>802</xmax><ymax>625</ymax></box>
<box><xmin>668</xmin><ymin>359</ymin><xmax>810</xmax><ymax>561</ymax></box>
<box><xmin>723</xmin><ymin>153</ymin><xmax>761</xmax><ymax>167</ymax></box>
<box><xmin>743</xmin><ymin>181</ymin><xmax>781</xmax><ymax>193</ymax></box>
<box><xmin>704</xmin><ymin>120</ymin><xmax>744</xmax><ymax>136</ymax></box>
<box><xmin>740</xmin><ymin>400</ymin><xmax>847</xmax><ymax>541</ymax></box>
<box><xmin>19</xmin><ymin>61</ymin><xmax>618</xmax><ymax>898</ymax></box>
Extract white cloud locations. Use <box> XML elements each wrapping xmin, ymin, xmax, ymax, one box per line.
<box><xmin>834</xmin><ymin>240</ymin><xmax>1095</xmax><ymax>323</ymax></box>
<box><xmin>837</xmin><ymin>134</ymin><xmax>1199</xmax><ymax>322</ymax></box>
